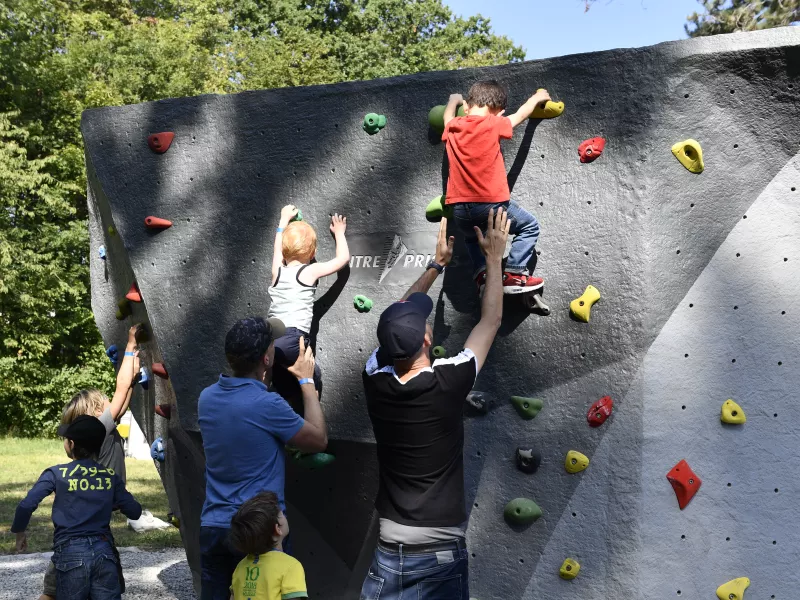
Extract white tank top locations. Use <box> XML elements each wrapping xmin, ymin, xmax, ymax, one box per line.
<box><xmin>268</xmin><ymin>265</ymin><xmax>317</xmax><ymax>333</ymax></box>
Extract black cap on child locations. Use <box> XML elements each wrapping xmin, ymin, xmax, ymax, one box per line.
<box><xmin>57</xmin><ymin>415</ymin><xmax>106</xmax><ymax>456</ymax></box>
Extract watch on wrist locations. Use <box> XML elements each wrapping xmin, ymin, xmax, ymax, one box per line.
<box><xmin>427</xmin><ymin>261</ymin><xmax>444</xmax><ymax>274</ymax></box>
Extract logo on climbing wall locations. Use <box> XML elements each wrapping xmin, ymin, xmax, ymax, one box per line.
<box><xmin>346</xmin><ymin>231</ymin><xmax>442</xmax><ymax>285</ymax></box>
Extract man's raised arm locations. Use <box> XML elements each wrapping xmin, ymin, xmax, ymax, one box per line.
<box><xmin>400</xmin><ymin>218</ymin><xmax>454</xmax><ymax>301</ymax></box>
<box><xmin>464</xmin><ymin>208</ymin><xmax>509</xmax><ymax>372</ymax></box>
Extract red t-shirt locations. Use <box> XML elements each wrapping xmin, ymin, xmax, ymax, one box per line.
<box><xmin>442</xmin><ymin>114</ymin><xmax>513</xmax><ymax>204</ymax></box>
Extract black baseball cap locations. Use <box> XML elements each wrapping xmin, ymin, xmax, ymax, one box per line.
<box><xmin>57</xmin><ymin>415</ymin><xmax>106</xmax><ymax>455</ymax></box>
<box><xmin>377</xmin><ymin>292</ymin><xmax>434</xmax><ymax>359</ymax></box>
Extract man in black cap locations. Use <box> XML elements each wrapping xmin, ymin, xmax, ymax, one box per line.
<box><xmin>361</xmin><ymin>209</ymin><xmax>510</xmax><ymax>599</ymax></box>
<box><xmin>12</xmin><ymin>415</ymin><xmax>142</xmax><ymax>599</ymax></box>
<box><xmin>197</xmin><ymin>316</ymin><xmax>327</xmax><ymax>600</ymax></box>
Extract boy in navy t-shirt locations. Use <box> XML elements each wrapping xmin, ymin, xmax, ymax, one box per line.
<box><xmin>12</xmin><ymin>415</ymin><xmax>142</xmax><ymax>600</ymax></box>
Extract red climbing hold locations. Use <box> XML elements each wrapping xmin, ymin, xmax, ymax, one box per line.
<box><xmin>144</xmin><ymin>216</ymin><xmax>172</xmax><ymax>229</ymax></box>
<box><xmin>147</xmin><ymin>132</ymin><xmax>174</xmax><ymax>154</ymax></box>
<box><xmin>152</xmin><ymin>363</ymin><xmax>169</xmax><ymax>379</ymax></box>
<box><xmin>154</xmin><ymin>404</ymin><xmax>171</xmax><ymax>419</ymax></box>
<box><xmin>667</xmin><ymin>459</ymin><xmax>702</xmax><ymax>510</ymax></box>
<box><xmin>587</xmin><ymin>395</ymin><xmax>613</xmax><ymax>427</ymax></box>
<box><xmin>125</xmin><ymin>283</ymin><xmax>142</xmax><ymax>303</ymax></box>
<box><xmin>578</xmin><ymin>137</ymin><xmax>606</xmax><ymax>163</ymax></box>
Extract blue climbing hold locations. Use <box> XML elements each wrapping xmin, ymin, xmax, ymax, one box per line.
<box><xmin>98</xmin><ymin>245</ymin><xmax>106</xmax><ymax>260</ymax></box>
<box><xmin>150</xmin><ymin>437</ymin><xmax>165</xmax><ymax>462</ymax></box>
<box><xmin>138</xmin><ymin>366</ymin><xmax>150</xmax><ymax>390</ymax></box>
<box><xmin>105</xmin><ymin>345</ymin><xmax>118</xmax><ymax>367</ymax></box>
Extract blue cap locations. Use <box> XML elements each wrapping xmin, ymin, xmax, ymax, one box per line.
<box><xmin>377</xmin><ymin>292</ymin><xmax>434</xmax><ymax>359</ymax></box>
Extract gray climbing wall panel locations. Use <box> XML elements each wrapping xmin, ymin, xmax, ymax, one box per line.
<box><xmin>83</xmin><ymin>27</ymin><xmax>800</xmax><ymax>598</ymax></box>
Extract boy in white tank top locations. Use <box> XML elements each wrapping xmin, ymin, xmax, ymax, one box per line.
<box><xmin>269</xmin><ymin>205</ymin><xmax>350</xmax><ymax>401</ymax></box>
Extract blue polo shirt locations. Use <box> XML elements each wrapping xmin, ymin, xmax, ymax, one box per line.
<box><xmin>198</xmin><ymin>375</ymin><xmax>305</xmax><ymax>528</ymax></box>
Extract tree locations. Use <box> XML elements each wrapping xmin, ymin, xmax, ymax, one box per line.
<box><xmin>0</xmin><ymin>0</ymin><xmax>523</xmax><ymax>434</ymax></box>
<box><xmin>582</xmin><ymin>0</ymin><xmax>799</xmax><ymax>35</ymax></box>
<box><xmin>686</xmin><ymin>0</ymin><xmax>800</xmax><ymax>37</ymax></box>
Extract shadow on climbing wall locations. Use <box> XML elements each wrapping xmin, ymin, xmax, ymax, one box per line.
<box><xmin>83</xmin><ymin>27</ymin><xmax>800</xmax><ymax>599</ymax></box>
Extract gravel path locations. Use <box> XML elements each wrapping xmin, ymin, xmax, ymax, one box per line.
<box><xmin>0</xmin><ymin>547</ymin><xmax>195</xmax><ymax>600</ymax></box>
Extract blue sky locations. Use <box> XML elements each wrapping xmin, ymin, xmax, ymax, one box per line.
<box><xmin>445</xmin><ymin>0</ymin><xmax>705</xmax><ymax>60</ymax></box>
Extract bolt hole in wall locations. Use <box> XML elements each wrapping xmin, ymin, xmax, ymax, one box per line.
<box><xmin>734</xmin><ymin>143</ymin><xmax>739</xmax><ymax>148</ymax></box>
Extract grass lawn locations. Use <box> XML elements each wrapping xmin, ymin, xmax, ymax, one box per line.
<box><xmin>0</xmin><ymin>437</ymin><xmax>184</xmax><ymax>554</ymax></box>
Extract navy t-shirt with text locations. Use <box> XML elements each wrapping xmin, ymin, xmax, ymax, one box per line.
<box><xmin>11</xmin><ymin>458</ymin><xmax>142</xmax><ymax>548</ymax></box>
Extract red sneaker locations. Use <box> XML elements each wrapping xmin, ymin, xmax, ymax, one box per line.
<box><xmin>475</xmin><ymin>270</ymin><xmax>487</xmax><ymax>297</ymax></box>
<box><xmin>502</xmin><ymin>272</ymin><xmax>544</xmax><ymax>294</ymax></box>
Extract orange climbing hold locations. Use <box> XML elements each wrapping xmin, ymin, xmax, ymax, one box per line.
<box><xmin>152</xmin><ymin>363</ymin><xmax>169</xmax><ymax>379</ymax></box>
<box><xmin>147</xmin><ymin>132</ymin><xmax>174</xmax><ymax>153</ymax></box>
<box><xmin>154</xmin><ymin>404</ymin><xmax>171</xmax><ymax>419</ymax></box>
<box><xmin>145</xmin><ymin>216</ymin><xmax>173</xmax><ymax>229</ymax></box>
<box><xmin>579</xmin><ymin>137</ymin><xmax>606</xmax><ymax>163</ymax></box>
<box><xmin>667</xmin><ymin>459</ymin><xmax>702</xmax><ymax>510</ymax></box>
<box><xmin>125</xmin><ymin>283</ymin><xmax>142</xmax><ymax>303</ymax></box>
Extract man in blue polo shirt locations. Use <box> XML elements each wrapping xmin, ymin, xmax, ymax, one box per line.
<box><xmin>198</xmin><ymin>317</ymin><xmax>328</xmax><ymax>600</ymax></box>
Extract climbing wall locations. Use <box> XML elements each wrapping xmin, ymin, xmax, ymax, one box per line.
<box><xmin>82</xmin><ymin>27</ymin><xmax>800</xmax><ymax>599</ymax></box>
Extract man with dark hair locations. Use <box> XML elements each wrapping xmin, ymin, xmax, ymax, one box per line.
<box><xmin>12</xmin><ymin>415</ymin><xmax>142</xmax><ymax>600</ymax></box>
<box><xmin>360</xmin><ymin>212</ymin><xmax>509</xmax><ymax>599</ymax></box>
<box><xmin>198</xmin><ymin>316</ymin><xmax>327</xmax><ymax>600</ymax></box>
<box><xmin>228</xmin><ymin>491</ymin><xmax>308</xmax><ymax>600</ymax></box>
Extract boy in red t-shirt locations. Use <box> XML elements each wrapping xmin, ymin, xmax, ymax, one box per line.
<box><xmin>442</xmin><ymin>80</ymin><xmax>551</xmax><ymax>294</ymax></box>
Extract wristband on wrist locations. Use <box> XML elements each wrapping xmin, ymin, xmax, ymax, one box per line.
<box><xmin>426</xmin><ymin>261</ymin><xmax>444</xmax><ymax>274</ymax></box>
<box><xmin>124</xmin><ymin>351</ymin><xmax>135</xmax><ymax>357</ymax></box>
<box><xmin>277</xmin><ymin>227</ymin><xmax>285</xmax><ymax>233</ymax></box>
<box><xmin>298</xmin><ymin>378</ymin><xmax>314</xmax><ymax>386</ymax></box>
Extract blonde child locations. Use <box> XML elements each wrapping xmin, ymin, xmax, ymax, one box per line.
<box><xmin>269</xmin><ymin>205</ymin><xmax>349</xmax><ymax>398</ymax></box>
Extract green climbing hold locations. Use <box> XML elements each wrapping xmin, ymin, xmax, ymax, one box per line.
<box><xmin>292</xmin><ymin>451</ymin><xmax>335</xmax><ymax>470</ymax></box>
<box><xmin>504</xmin><ymin>497</ymin><xmax>542</xmax><ymax>526</ymax></box>
<box><xmin>428</xmin><ymin>104</ymin><xmax>465</xmax><ymax>134</ymax></box>
<box><xmin>510</xmin><ymin>396</ymin><xmax>543</xmax><ymax>420</ymax></box>
<box><xmin>363</xmin><ymin>113</ymin><xmax>387</xmax><ymax>135</ymax></box>
<box><xmin>115</xmin><ymin>298</ymin><xmax>131</xmax><ymax>320</ymax></box>
<box><xmin>354</xmin><ymin>295</ymin><xmax>373</xmax><ymax>313</ymax></box>
<box><xmin>425</xmin><ymin>195</ymin><xmax>453</xmax><ymax>222</ymax></box>
<box><xmin>291</xmin><ymin>209</ymin><xmax>303</xmax><ymax>222</ymax></box>
<box><xmin>107</xmin><ymin>225</ymin><xmax>116</xmax><ymax>236</ymax></box>
<box><xmin>432</xmin><ymin>346</ymin><xmax>447</xmax><ymax>359</ymax></box>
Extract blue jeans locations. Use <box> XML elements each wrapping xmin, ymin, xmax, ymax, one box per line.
<box><xmin>360</xmin><ymin>539</ymin><xmax>469</xmax><ymax>600</ymax></box>
<box><xmin>200</xmin><ymin>526</ymin><xmax>245</xmax><ymax>600</ymax></box>
<box><xmin>52</xmin><ymin>535</ymin><xmax>120</xmax><ymax>600</ymax></box>
<box><xmin>272</xmin><ymin>327</ymin><xmax>323</xmax><ymax>399</ymax></box>
<box><xmin>452</xmin><ymin>200</ymin><xmax>540</xmax><ymax>276</ymax></box>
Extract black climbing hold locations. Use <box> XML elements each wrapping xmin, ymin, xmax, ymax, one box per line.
<box><xmin>516</xmin><ymin>447</ymin><xmax>542</xmax><ymax>474</ymax></box>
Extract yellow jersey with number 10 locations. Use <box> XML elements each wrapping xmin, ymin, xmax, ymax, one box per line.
<box><xmin>230</xmin><ymin>551</ymin><xmax>308</xmax><ymax>600</ymax></box>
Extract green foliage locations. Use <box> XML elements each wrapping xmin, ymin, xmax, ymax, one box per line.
<box><xmin>686</xmin><ymin>0</ymin><xmax>800</xmax><ymax>37</ymax></box>
<box><xmin>0</xmin><ymin>0</ymin><xmax>522</xmax><ymax>435</ymax></box>
<box><xmin>583</xmin><ymin>0</ymin><xmax>799</xmax><ymax>36</ymax></box>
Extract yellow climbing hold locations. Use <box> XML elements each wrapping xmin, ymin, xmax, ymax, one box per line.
<box><xmin>570</xmin><ymin>285</ymin><xmax>601</xmax><ymax>322</ymax></box>
<box><xmin>530</xmin><ymin>89</ymin><xmax>564</xmax><ymax>119</ymax></box>
<box><xmin>559</xmin><ymin>558</ymin><xmax>581</xmax><ymax>580</ymax></box>
<box><xmin>716</xmin><ymin>577</ymin><xmax>750</xmax><ymax>600</ymax></box>
<box><xmin>671</xmin><ymin>139</ymin><xmax>704</xmax><ymax>174</ymax></box>
<box><xmin>565</xmin><ymin>450</ymin><xmax>589</xmax><ymax>473</ymax></box>
<box><xmin>721</xmin><ymin>399</ymin><xmax>746</xmax><ymax>424</ymax></box>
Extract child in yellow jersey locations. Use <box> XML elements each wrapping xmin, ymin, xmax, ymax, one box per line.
<box><xmin>229</xmin><ymin>491</ymin><xmax>308</xmax><ymax>600</ymax></box>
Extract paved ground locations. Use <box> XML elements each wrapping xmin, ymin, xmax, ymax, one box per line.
<box><xmin>0</xmin><ymin>547</ymin><xmax>195</xmax><ymax>599</ymax></box>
